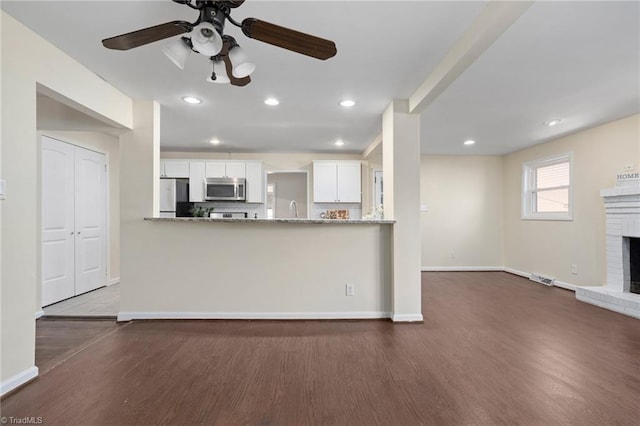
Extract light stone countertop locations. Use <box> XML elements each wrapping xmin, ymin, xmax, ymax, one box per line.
<box><xmin>144</xmin><ymin>217</ymin><xmax>395</xmax><ymax>224</ymax></box>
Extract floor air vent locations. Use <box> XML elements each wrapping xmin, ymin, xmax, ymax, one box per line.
<box><xmin>530</xmin><ymin>273</ymin><xmax>555</xmax><ymax>286</ymax></box>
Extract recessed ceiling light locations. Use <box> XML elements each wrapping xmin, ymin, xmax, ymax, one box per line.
<box><xmin>463</xmin><ymin>139</ymin><xmax>476</xmax><ymax>146</ymax></box>
<box><xmin>340</xmin><ymin>99</ymin><xmax>355</xmax><ymax>108</ymax></box>
<box><xmin>544</xmin><ymin>119</ymin><xmax>562</xmax><ymax>127</ymax></box>
<box><xmin>264</xmin><ymin>98</ymin><xmax>279</xmax><ymax>106</ymax></box>
<box><xmin>334</xmin><ymin>140</ymin><xmax>345</xmax><ymax>147</ymax></box>
<box><xmin>209</xmin><ymin>138</ymin><xmax>221</xmax><ymax>145</ymax></box>
<box><xmin>182</xmin><ymin>96</ymin><xmax>202</xmax><ymax>104</ymax></box>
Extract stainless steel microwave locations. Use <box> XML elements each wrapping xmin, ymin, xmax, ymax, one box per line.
<box><xmin>204</xmin><ymin>177</ymin><xmax>246</xmax><ymax>201</ymax></box>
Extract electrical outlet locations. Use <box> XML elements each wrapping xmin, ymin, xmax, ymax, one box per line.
<box><xmin>346</xmin><ymin>283</ymin><xmax>355</xmax><ymax>296</ymax></box>
<box><xmin>571</xmin><ymin>264</ymin><xmax>578</xmax><ymax>275</ymax></box>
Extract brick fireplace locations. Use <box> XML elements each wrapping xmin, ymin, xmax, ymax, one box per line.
<box><xmin>576</xmin><ymin>179</ymin><xmax>640</xmax><ymax>319</ymax></box>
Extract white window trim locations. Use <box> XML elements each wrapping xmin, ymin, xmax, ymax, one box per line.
<box><xmin>521</xmin><ymin>152</ymin><xmax>573</xmax><ymax>221</ymax></box>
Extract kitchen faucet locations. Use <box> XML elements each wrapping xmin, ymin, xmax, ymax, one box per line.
<box><xmin>289</xmin><ymin>200</ymin><xmax>298</xmax><ymax>218</ymax></box>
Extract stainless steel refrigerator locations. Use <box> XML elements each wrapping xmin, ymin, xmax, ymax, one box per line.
<box><xmin>159</xmin><ymin>178</ymin><xmax>193</xmax><ymax>218</ymax></box>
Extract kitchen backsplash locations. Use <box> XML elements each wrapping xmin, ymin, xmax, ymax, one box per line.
<box><xmin>312</xmin><ymin>203</ymin><xmax>362</xmax><ymax>220</ymax></box>
<box><xmin>193</xmin><ymin>202</ymin><xmax>363</xmax><ymax>220</ymax></box>
<box><xmin>196</xmin><ymin>202</ymin><xmax>265</xmax><ymax>219</ymax></box>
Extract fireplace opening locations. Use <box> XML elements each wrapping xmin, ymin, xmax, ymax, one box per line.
<box><xmin>630</xmin><ymin>238</ymin><xmax>640</xmax><ymax>294</ymax></box>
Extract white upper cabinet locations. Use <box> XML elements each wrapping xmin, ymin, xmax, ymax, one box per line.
<box><xmin>189</xmin><ymin>161</ymin><xmax>206</xmax><ymax>202</ymax></box>
<box><xmin>245</xmin><ymin>161</ymin><xmax>264</xmax><ymax>203</ymax></box>
<box><xmin>226</xmin><ymin>161</ymin><xmax>246</xmax><ymax>179</ymax></box>
<box><xmin>313</xmin><ymin>162</ymin><xmax>339</xmax><ymax>203</ymax></box>
<box><xmin>205</xmin><ymin>161</ymin><xmax>246</xmax><ymax>178</ymax></box>
<box><xmin>161</xmin><ymin>159</ymin><xmax>190</xmax><ymax>178</ymax></box>
<box><xmin>313</xmin><ymin>161</ymin><xmax>361</xmax><ymax>203</ymax></box>
<box><xmin>205</xmin><ymin>161</ymin><xmax>226</xmax><ymax>178</ymax></box>
<box><xmin>336</xmin><ymin>162</ymin><xmax>362</xmax><ymax>203</ymax></box>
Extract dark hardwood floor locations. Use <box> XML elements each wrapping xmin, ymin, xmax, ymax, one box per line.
<box><xmin>34</xmin><ymin>318</ymin><xmax>121</xmax><ymax>375</ymax></box>
<box><xmin>2</xmin><ymin>272</ymin><xmax>639</xmax><ymax>425</ymax></box>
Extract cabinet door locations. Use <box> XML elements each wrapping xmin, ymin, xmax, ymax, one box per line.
<box><xmin>245</xmin><ymin>161</ymin><xmax>263</xmax><ymax>203</ymax></box>
<box><xmin>337</xmin><ymin>163</ymin><xmax>361</xmax><ymax>203</ymax></box>
<box><xmin>226</xmin><ymin>161</ymin><xmax>246</xmax><ymax>178</ymax></box>
<box><xmin>189</xmin><ymin>161</ymin><xmax>206</xmax><ymax>202</ymax></box>
<box><xmin>313</xmin><ymin>162</ymin><xmax>338</xmax><ymax>202</ymax></box>
<box><xmin>159</xmin><ymin>159</ymin><xmax>166</xmax><ymax>177</ymax></box>
<box><xmin>205</xmin><ymin>161</ymin><xmax>226</xmax><ymax>178</ymax></box>
<box><xmin>163</xmin><ymin>160</ymin><xmax>189</xmax><ymax>178</ymax></box>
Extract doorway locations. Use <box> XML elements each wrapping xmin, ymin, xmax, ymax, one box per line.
<box><xmin>266</xmin><ymin>171</ymin><xmax>309</xmax><ymax>219</ymax></box>
<box><xmin>41</xmin><ymin>136</ymin><xmax>108</xmax><ymax>307</ymax></box>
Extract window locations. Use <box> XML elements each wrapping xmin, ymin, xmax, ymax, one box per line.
<box><xmin>522</xmin><ymin>153</ymin><xmax>572</xmax><ymax>220</ymax></box>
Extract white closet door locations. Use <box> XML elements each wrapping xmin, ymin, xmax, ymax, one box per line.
<box><xmin>74</xmin><ymin>146</ymin><xmax>107</xmax><ymax>295</ymax></box>
<box><xmin>41</xmin><ymin>137</ymin><xmax>76</xmax><ymax>306</ymax></box>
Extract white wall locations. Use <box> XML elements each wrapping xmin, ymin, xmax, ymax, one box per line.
<box><xmin>503</xmin><ymin>114</ymin><xmax>640</xmax><ymax>286</ymax></box>
<box><xmin>421</xmin><ymin>156</ymin><xmax>504</xmax><ymax>268</ymax></box>
<box><xmin>0</xmin><ymin>11</ymin><xmax>131</xmax><ymax>390</ymax></box>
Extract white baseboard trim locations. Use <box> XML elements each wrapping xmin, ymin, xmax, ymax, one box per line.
<box><xmin>503</xmin><ymin>267</ymin><xmax>530</xmax><ymax>278</ymax></box>
<box><xmin>108</xmin><ymin>277</ymin><xmax>120</xmax><ymax>286</ymax></box>
<box><xmin>553</xmin><ymin>280</ymin><xmax>578</xmax><ymax>291</ymax></box>
<box><xmin>391</xmin><ymin>314</ymin><xmax>424</xmax><ymax>322</ymax></box>
<box><xmin>422</xmin><ymin>266</ymin><xmax>504</xmax><ymax>272</ymax></box>
<box><xmin>424</xmin><ymin>266</ymin><xmax>579</xmax><ymax>292</ymax></box>
<box><xmin>35</xmin><ymin>310</ymin><xmax>45</xmax><ymax>319</ymax></box>
<box><xmin>503</xmin><ymin>267</ymin><xmax>577</xmax><ymax>291</ymax></box>
<box><xmin>118</xmin><ymin>311</ymin><xmax>392</xmax><ymax>322</ymax></box>
<box><xmin>1</xmin><ymin>366</ymin><xmax>38</xmax><ymax>396</ymax></box>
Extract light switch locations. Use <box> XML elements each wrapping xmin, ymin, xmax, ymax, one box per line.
<box><xmin>0</xmin><ymin>180</ymin><xmax>5</xmax><ymax>200</ymax></box>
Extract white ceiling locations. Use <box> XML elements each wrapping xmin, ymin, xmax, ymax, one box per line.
<box><xmin>3</xmin><ymin>1</ymin><xmax>639</xmax><ymax>155</ymax></box>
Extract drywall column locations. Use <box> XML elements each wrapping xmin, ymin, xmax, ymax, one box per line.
<box><xmin>119</xmin><ymin>101</ymin><xmax>160</xmax><ymax>311</ymax></box>
<box><xmin>0</xmin><ymin>52</ymin><xmax>39</xmax><ymax>394</ymax></box>
<box><xmin>383</xmin><ymin>100</ymin><xmax>423</xmax><ymax>322</ymax></box>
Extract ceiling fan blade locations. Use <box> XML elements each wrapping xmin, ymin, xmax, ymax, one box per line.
<box><xmin>221</xmin><ymin>40</ymin><xmax>251</xmax><ymax>87</ymax></box>
<box><xmin>102</xmin><ymin>21</ymin><xmax>193</xmax><ymax>50</ymax></box>
<box><xmin>241</xmin><ymin>18</ymin><xmax>336</xmax><ymax>60</ymax></box>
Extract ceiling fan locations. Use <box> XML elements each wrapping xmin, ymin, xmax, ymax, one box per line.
<box><xmin>102</xmin><ymin>0</ymin><xmax>337</xmax><ymax>87</ymax></box>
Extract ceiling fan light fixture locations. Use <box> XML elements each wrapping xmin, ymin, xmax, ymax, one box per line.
<box><xmin>207</xmin><ymin>60</ymin><xmax>230</xmax><ymax>84</ymax></box>
<box><xmin>228</xmin><ymin>45</ymin><xmax>256</xmax><ymax>78</ymax></box>
<box><xmin>190</xmin><ymin>22</ymin><xmax>223</xmax><ymax>57</ymax></box>
<box><xmin>162</xmin><ymin>38</ymin><xmax>191</xmax><ymax>70</ymax></box>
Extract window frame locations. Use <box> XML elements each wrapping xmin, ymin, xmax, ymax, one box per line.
<box><xmin>521</xmin><ymin>152</ymin><xmax>573</xmax><ymax>221</ymax></box>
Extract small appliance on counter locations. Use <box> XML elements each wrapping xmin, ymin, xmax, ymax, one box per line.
<box><xmin>209</xmin><ymin>212</ymin><xmax>248</xmax><ymax>219</ymax></box>
<box><xmin>159</xmin><ymin>178</ymin><xmax>194</xmax><ymax>218</ymax></box>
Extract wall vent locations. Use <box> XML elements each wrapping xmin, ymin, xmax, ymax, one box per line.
<box><xmin>530</xmin><ymin>272</ymin><xmax>555</xmax><ymax>286</ymax></box>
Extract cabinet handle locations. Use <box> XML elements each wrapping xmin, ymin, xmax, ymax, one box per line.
<box><xmin>70</xmin><ymin>232</ymin><xmax>74</xmax><ymax>235</ymax></box>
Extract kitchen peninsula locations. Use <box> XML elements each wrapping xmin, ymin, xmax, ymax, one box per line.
<box><xmin>120</xmin><ymin>216</ymin><xmax>394</xmax><ymax>321</ymax></box>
